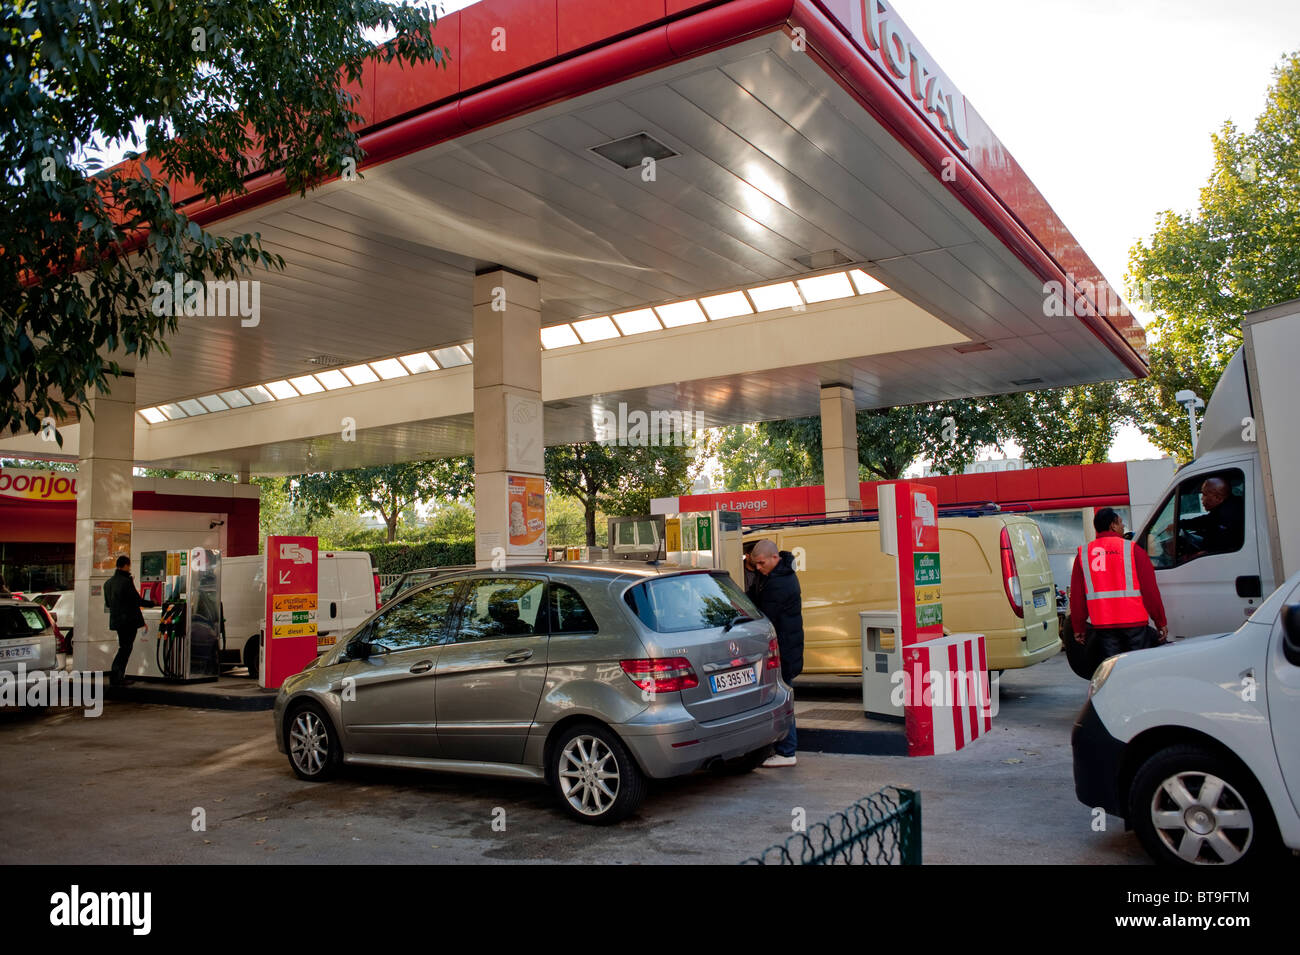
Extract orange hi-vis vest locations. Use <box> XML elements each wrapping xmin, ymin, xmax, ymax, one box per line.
<box><xmin>1077</xmin><ymin>536</ymin><xmax>1147</xmax><ymax>627</ymax></box>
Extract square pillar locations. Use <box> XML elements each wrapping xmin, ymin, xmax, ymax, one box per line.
<box><xmin>73</xmin><ymin>372</ymin><xmax>137</xmax><ymax>672</ymax></box>
<box><xmin>473</xmin><ymin>269</ymin><xmax>546</xmax><ymax>567</ymax></box>
<box><xmin>821</xmin><ymin>384</ymin><xmax>861</xmax><ymax>515</ymax></box>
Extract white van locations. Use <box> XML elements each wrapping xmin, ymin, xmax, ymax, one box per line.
<box><xmin>220</xmin><ymin>551</ymin><xmax>378</xmax><ymax>679</ymax></box>
<box><xmin>1072</xmin><ymin>570</ymin><xmax>1300</xmax><ymax>865</ymax></box>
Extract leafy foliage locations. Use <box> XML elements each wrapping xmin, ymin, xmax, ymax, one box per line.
<box><xmin>1127</xmin><ymin>53</ymin><xmax>1300</xmax><ymax>458</ymax></box>
<box><xmin>2</xmin><ymin>0</ymin><xmax>447</xmax><ymax>438</ymax></box>
<box><xmin>989</xmin><ymin>383</ymin><xmax>1134</xmax><ymax>467</ymax></box>
<box><xmin>365</xmin><ymin>538</ymin><xmax>475</xmax><ymax>575</ymax></box>
<box><xmin>289</xmin><ymin>458</ymin><xmax>473</xmax><ymax>542</ymax></box>
<box><xmin>545</xmin><ymin>442</ymin><xmax>698</xmax><ymax>545</ymax></box>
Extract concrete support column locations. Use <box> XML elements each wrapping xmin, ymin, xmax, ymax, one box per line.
<box><xmin>821</xmin><ymin>384</ymin><xmax>861</xmax><ymax>515</ymax></box>
<box><xmin>472</xmin><ymin>268</ymin><xmax>545</xmax><ymax>567</ymax></box>
<box><xmin>73</xmin><ymin>371</ymin><xmax>137</xmax><ymax>672</ymax></box>
<box><xmin>237</xmin><ymin>466</ymin><xmax>251</xmax><ymax>484</ymax></box>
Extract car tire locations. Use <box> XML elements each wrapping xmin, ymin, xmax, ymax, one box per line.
<box><xmin>550</xmin><ymin>723</ymin><xmax>646</xmax><ymax>825</ymax></box>
<box><xmin>285</xmin><ymin>702</ymin><xmax>342</xmax><ymax>782</ymax></box>
<box><xmin>244</xmin><ymin>635</ymin><xmax>260</xmax><ymax>681</ymax></box>
<box><xmin>1129</xmin><ymin>744</ymin><xmax>1278</xmax><ymax>866</ymax></box>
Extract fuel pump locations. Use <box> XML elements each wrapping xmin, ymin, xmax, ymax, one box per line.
<box><xmin>131</xmin><ymin>547</ymin><xmax>222</xmax><ymax>682</ymax></box>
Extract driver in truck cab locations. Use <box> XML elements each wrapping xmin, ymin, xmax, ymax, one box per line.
<box><xmin>1071</xmin><ymin>508</ymin><xmax>1168</xmax><ymax>660</ymax></box>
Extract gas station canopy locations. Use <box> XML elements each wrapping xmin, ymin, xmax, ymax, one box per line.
<box><xmin>6</xmin><ymin>0</ymin><xmax>1146</xmax><ymax>474</ymax></box>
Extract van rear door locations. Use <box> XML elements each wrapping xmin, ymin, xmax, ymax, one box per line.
<box><xmin>1006</xmin><ymin>518</ymin><xmax>1059</xmax><ymax>652</ymax></box>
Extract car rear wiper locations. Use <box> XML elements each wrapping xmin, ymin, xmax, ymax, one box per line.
<box><xmin>723</xmin><ymin>614</ymin><xmax>754</xmax><ymax>632</ymax></box>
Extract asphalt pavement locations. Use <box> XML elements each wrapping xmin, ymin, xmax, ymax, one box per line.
<box><xmin>0</xmin><ymin>650</ymin><xmax>1149</xmax><ymax>864</ymax></box>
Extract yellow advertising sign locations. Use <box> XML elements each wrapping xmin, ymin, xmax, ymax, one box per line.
<box><xmin>914</xmin><ymin>585</ymin><xmax>942</xmax><ymax>605</ymax></box>
<box><xmin>665</xmin><ymin>518</ymin><xmax>681</xmax><ymax>552</ymax></box>
<box><xmin>272</xmin><ymin>622</ymin><xmax>317</xmax><ymax>638</ymax></box>
<box><xmin>273</xmin><ymin>593</ymin><xmax>318</xmax><ymax>613</ymax></box>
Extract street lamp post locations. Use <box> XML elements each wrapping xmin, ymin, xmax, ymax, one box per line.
<box><xmin>1174</xmin><ymin>389</ymin><xmax>1205</xmax><ymax>455</ymax></box>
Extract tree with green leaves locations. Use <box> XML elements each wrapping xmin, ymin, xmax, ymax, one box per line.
<box><xmin>1127</xmin><ymin>52</ymin><xmax>1300</xmax><ymax>459</ymax></box>
<box><xmin>290</xmin><ymin>458</ymin><xmax>473</xmax><ymax>543</ymax></box>
<box><xmin>990</xmin><ymin>382</ymin><xmax>1134</xmax><ymax>467</ymax></box>
<box><xmin>2</xmin><ymin>0</ymin><xmax>447</xmax><ymax>440</ymax></box>
<box><xmin>714</xmin><ymin>398</ymin><xmax>1006</xmax><ymax>490</ymax></box>
<box><xmin>546</xmin><ymin>443</ymin><xmax>698</xmax><ymax>546</ymax></box>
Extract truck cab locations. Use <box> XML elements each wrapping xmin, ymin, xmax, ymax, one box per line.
<box><xmin>1135</xmin><ymin>300</ymin><xmax>1300</xmax><ymax>639</ymax></box>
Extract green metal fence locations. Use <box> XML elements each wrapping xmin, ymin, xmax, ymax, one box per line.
<box><xmin>741</xmin><ymin>787</ymin><xmax>921</xmax><ymax>865</ymax></box>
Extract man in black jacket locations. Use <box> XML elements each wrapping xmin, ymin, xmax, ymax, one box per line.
<box><xmin>103</xmin><ymin>555</ymin><xmax>155</xmax><ymax>685</ymax></box>
<box><xmin>747</xmin><ymin>538</ymin><xmax>803</xmax><ymax>767</ymax></box>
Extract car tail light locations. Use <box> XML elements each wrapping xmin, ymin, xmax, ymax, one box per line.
<box><xmin>766</xmin><ymin>637</ymin><xmax>781</xmax><ymax>670</ymax></box>
<box><xmin>1000</xmin><ymin>526</ymin><xmax>1023</xmax><ymax>618</ymax></box>
<box><xmin>373</xmin><ymin>572</ymin><xmax>381</xmax><ymax>605</ymax></box>
<box><xmin>39</xmin><ymin>606</ymin><xmax>69</xmax><ymax>654</ymax></box>
<box><xmin>620</xmin><ymin>657</ymin><xmax>698</xmax><ymax>693</ymax></box>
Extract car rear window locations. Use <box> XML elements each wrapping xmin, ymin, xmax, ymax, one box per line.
<box><xmin>624</xmin><ymin>572</ymin><xmax>759</xmax><ymax>634</ymax></box>
<box><xmin>2</xmin><ymin>606</ymin><xmax>50</xmax><ymax>639</ymax></box>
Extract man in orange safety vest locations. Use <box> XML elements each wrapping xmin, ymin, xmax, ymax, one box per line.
<box><xmin>1070</xmin><ymin>507</ymin><xmax>1168</xmax><ymax>660</ymax></box>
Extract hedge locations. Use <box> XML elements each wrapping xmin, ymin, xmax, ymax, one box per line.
<box><xmin>365</xmin><ymin>538</ymin><xmax>475</xmax><ymax>575</ymax></box>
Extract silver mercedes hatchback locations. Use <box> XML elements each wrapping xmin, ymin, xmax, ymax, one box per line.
<box><xmin>274</xmin><ymin>563</ymin><xmax>792</xmax><ymax>823</ymax></box>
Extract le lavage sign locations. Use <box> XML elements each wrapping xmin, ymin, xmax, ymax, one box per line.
<box><xmin>263</xmin><ymin>536</ymin><xmax>318</xmax><ymax>689</ymax></box>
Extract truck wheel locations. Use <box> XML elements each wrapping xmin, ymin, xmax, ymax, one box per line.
<box><xmin>1129</xmin><ymin>744</ymin><xmax>1278</xmax><ymax>865</ymax></box>
<box><xmin>244</xmin><ymin>635</ymin><xmax>260</xmax><ymax>681</ymax></box>
<box><xmin>550</xmin><ymin>723</ymin><xmax>646</xmax><ymax>825</ymax></box>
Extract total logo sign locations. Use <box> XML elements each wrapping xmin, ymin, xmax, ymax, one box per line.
<box><xmin>849</xmin><ymin>0</ymin><xmax>971</xmax><ymax>152</ymax></box>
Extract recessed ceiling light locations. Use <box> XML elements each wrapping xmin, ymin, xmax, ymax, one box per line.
<box><xmin>315</xmin><ymin>369</ymin><xmax>351</xmax><ymax>390</ymax></box>
<box><xmin>849</xmin><ymin>269</ymin><xmax>889</xmax><ymax>294</ymax></box>
<box><xmin>797</xmin><ymin>272</ymin><xmax>855</xmax><ymax>303</ymax></box>
<box><xmin>611</xmin><ymin>309</ymin><xmax>661</xmax><ymax>336</ymax></box>
<box><xmin>241</xmin><ymin>385</ymin><xmax>275</xmax><ymax>404</ymax></box>
<box><xmin>540</xmin><ymin>325</ymin><xmax>581</xmax><ymax>349</ymax></box>
<box><xmin>219</xmin><ymin>389</ymin><xmax>251</xmax><ymax>408</ymax></box>
<box><xmin>432</xmin><ymin>346</ymin><xmax>470</xmax><ymax>368</ymax></box>
<box><xmin>572</xmin><ymin>316</ymin><xmax>620</xmax><ymax>342</ymax></box>
<box><xmin>289</xmin><ymin>375</ymin><xmax>324</xmax><ymax>395</ymax></box>
<box><xmin>953</xmin><ymin>342</ymin><xmax>993</xmax><ymax>354</ymax></box>
<box><xmin>179</xmin><ymin>398</ymin><xmax>209</xmax><ymax>416</ymax></box>
<box><xmin>342</xmin><ymin>364</ymin><xmax>378</xmax><ymax>385</ymax></box>
<box><xmin>265</xmin><ymin>380</ymin><xmax>299</xmax><ymax>400</ymax></box>
<box><xmin>699</xmin><ymin>291</ymin><xmax>753</xmax><ymax>320</ymax></box>
<box><xmin>1011</xmin><ymin>377</ymin><xmax>1044</xmax><ymax>386</ymax></box>
<box><xmin>140</xmin><ymin>408</ymin><xmax>167</xmax><ymax>424</ymax></box>
<box><xmin>590</xmin><ymin>132</ymin><xmax>678</xmax><ymax>170</ymax></box>
<box><xmin>747</xmin><ymin>282</ymin><xmax>802</xmax><ymax>311</ymax></box>
<box><xmin>370</xmin><ymin>358</ymin><xmax>409</xmax><ymax>379</ymax></box>
<box><xmin>399</xmin><ymin>352</ymin><xmax>438</xmax><ymax>374</ymax></box>
<box><xmin>654</xmin><ymin>301</ymin><xmax>707</xmax><ymax>327</ymax></box>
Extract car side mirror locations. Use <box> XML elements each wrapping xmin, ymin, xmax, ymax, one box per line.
<box><xmin>1282</xmin><ymin>604</ymin><xmax>1300</xmax><ymax>667</ymax></box>
<box><xmin>1123</xmin><ymin>531</ymin><xmax>1134</xmax><ymax>541</ymax></box>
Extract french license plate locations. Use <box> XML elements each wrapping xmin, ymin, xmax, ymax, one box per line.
<box><xmin>0</xmin><ymin>644</ymin><xmax>39</xmax><ymax>661</ymax></box>
<box><xmin>1032</xmin><ymin>589</ymin><xmax>1049</xmax><ymax>609</ymax></box>
<box><xmin>711</xmin><ymin>666</ymin><xmax>757</xmax><ymax>693</ymax></box>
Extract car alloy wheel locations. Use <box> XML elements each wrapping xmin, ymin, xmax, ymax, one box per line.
<box><xmin>1149</xmin><ymin>770</ymin><xmax>1253</xmax><ymax>864</ymax></box>
<box><xmin>558</xmin><ymin>734</ymin><xmax>620</xmax><ymax>817</ymax></box>
<box><xmin>290</xmin><ymin>708</ymin><xmax>332</xmax><ymax>779</ymax></box>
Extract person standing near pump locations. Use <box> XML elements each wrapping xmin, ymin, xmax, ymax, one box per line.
<box><xmin>747</xmin><ymin>538</ymin><xmax>803</xmax><ymax>767</ymax></box>
<box><xmin>103</xmin><ymin>555</ymin><xmax>156</xmax><ymax>686</ymax></box>
<box><xmin>1070</xmin><ymin>507</ymin><xmax>1168</xmax><ymax>661</ymax></box>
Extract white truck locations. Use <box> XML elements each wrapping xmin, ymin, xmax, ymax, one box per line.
<box><xmin>219</xmin><ymin>550</ymin><xmax>379</xmax><ymax>680</ymax></box>
<box><xmin>1134</xmin><ymin>298</ymin><xmax>1300</xmax><ymax>639</ymax></box>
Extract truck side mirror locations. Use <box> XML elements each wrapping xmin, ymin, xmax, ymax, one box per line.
<box><xmin>1282</xmin><ymin>604</ymin><xmax>1300</xmax><ymax>667</ymax></box>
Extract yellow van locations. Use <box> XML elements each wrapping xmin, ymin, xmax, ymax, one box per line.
<box><xmin>743</xmin><ymin>514</ymin><xmax>1059</xmax><ymax>672</ymax></box>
